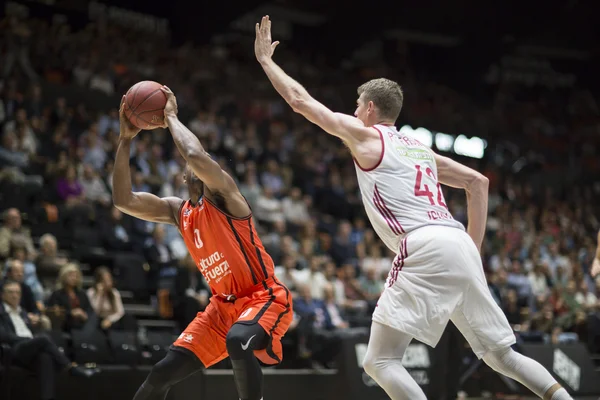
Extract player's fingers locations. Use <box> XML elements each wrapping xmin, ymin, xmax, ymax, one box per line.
<box><xmin>255</xmin><ymin>22</ymin><xmax>260</xmax><ymax>36</ymax></box>
<box><xmin>272</xmin><ymin>41</ymin><xmax>280</xmax><ymax>51</ymax></box>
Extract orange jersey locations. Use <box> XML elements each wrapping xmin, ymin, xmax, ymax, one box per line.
<box><xmin>178</xmin><ymin>197</ymin><xmax>274</xmax><ymax>299</ymax></box>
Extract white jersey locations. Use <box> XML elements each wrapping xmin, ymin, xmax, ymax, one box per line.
<box><xmin>354</xmin><ymin>124</ymin><xmax>465</xmax><ymax>252</ymax></box>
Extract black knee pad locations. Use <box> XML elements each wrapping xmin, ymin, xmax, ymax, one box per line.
<box><xmin>147</xmin><ymin>349</ymin><xmax>201</xmax><ymax>388</ymax></box>
<box><xmin>226</xmin><ymin>323</ymin><xmax>267</xmax><ymax>360</ymax></box>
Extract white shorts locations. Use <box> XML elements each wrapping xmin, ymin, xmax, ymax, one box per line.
<box><xmin>373</xmin><ymin>225</ymin><xmax>516</xmax><ymax>359</ymax></box>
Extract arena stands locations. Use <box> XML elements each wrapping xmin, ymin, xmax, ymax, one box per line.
<box><xmin>1</xmin><ymin>1</ymin><xmax>600</xmax><ymax>399</ymax></box>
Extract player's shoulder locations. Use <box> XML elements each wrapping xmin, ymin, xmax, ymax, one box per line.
<box><xmin>165</xmin><ymin>197</ymin><xmax>186</xmax><ymax>225</ymax></box>
<box><xmin>335</xmin><ymin>113</ymin><xmax>379</xmax><ymax>141</ymax></box>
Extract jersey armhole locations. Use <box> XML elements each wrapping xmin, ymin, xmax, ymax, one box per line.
<box><xmin>174</xmin><ymin>199</ymin><xmax>187</xmax><ymax>230</ymax></box>
<box><xmin>353</xmin><ymin>126</ymin><xmax>385</xmax><ymax>172</ymax></box>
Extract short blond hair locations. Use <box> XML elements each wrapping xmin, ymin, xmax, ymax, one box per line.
<box><xmin>357</xmin><ymin>78</ymin><xmax>404</xmax><ymax>121</ymax></box>
<box><xmin>56</xmin><ymin>263</ymin><xmax>82</xmax><ymax>289</ymax></box>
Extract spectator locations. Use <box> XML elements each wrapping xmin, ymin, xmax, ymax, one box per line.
<box><xmin>0</xmin><ymin>208</ymin><xmax>35</xmax><ymax>259</ymax></box>
<box><xmin>145</xmin><ymin>225</ymin><xmax>177</xmax><ymax>291</ymax></box>
<box><xmin>329</xmin><ymin>221</ymin><xmax>357</xmax><ymax>266</ymax></box>
<box><xmin>47</xmin><ymin>263</ymin><xmax>96</xmax><ymax>333</ymax></box>
<box><xmin>254</xmin><ymin>186</ymin><xmax>284</xmax><ymax>226</ymax></box>
<box><xmin>100</xmin><ymin>207</ymin><xmax>135</xmax><ymax>252</ymax></box>
<box><xmin>293</xmin><ymin>284</ymin><xmax>343</xmax><ymax>368</ymax></box>
<box><xmin>359</xmin><ymin>266</ymin><xmax>384</xmax><ymax>303</ymax></box>
<box><xmin>502</xmin><ymin>289</ymin><xmax>522</xmax><ymax>326</ymax></box>
<box><xmin>274</xmin><ymin>255</ymin><xmax>300</xmax><ymax>293</ymax></box>
<box><xmin>56</xmin><ymin>164</ymin><xmax>84</xmax><ymax>206</ymax></box>
<box><xmin>173</xmin><ymin>255</ymin><xmax>210</xmax><ymax>331</ymax></box>
<box><xmin>3</xmin><ymin>259</ymin><xmax>50</xmax><ymax>331</ymax></box>
<box><xmin>86</xmin><ymin>267</ymin><xmax>125</xmax><ymax>331</ymax></box>
<box><xmin>36</xmin><ymin>233</ymin><xmax>68</xmax><ymax>281</ymax></box>
<box><xmin>0</xmin><ymin>280</ymin><xmax>97</xmax><ymax>400</ymax></box>
<box><xmin>294</xmin><ymin>256</ymin><xmax>328</xmax><ymax>300</ymax></box>
<box><xmin>575</xmin><ymin>280</ymin><xmax>598</xmax><ymax>312</ymax></box>
<box><xmin>282</xmin><ymin>187</ymin><xmax>309</xmax><ymax>227</ymax></box>
<box><xmin>528</xmin><ymin>263</ymin><xmax>550</xmax><ymax>298</ymax></box>
<box><xmin>80</xmin><ymin>163</ymin><xmax>111</xmax><ymax>206</ymax></box>
<box><xmin>239</xmin><ymin>169</ymin><xmax>262</xmax><ymax>211</ymax></box>
<box><xmin>89</xmin><ymin>70</ymin><xmax>115</xmax><ymax>95</ymax></box>
<box><xmin>6</xmin><ymin>244</ymin><xmax>44</xmax><ymax>302</ymax></box>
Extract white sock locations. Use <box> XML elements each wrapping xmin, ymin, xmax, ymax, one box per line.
<box><xmin>550</xmin><ymin>387</ymin><xmax>572</xmax><ymax>400</ymax></box>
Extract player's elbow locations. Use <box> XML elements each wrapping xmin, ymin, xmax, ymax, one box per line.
<box><xmin>469</xmin><ymin>173</ymin><xmax>489</xmax><ymax>192</ymax></box>
<box><xmin>289</xmin><ymin>96</ymin><xmax>307</xmax><ymax>114</ymax></box>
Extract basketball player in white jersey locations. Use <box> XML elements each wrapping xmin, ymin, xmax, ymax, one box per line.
<box><xmin>255</xmin><ymin>16</ymin><xmax>572</xmax><ymax>400</ymax></box>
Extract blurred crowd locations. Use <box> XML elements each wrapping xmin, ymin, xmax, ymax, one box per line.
<box><xmin>0</xmin><ymin>12</ymin><xmax>600</xmax><ymax>373</ymax></box>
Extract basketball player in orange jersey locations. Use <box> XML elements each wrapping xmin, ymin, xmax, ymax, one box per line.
<box><xmin>113</xmin><ymin>87</ymin><xmax>292</xmax><ymax>400</ymax></box>
<box><xmin>256</xmin><ymin>15</ymin><xmax>573</xmax><ymax>400</ymax></box>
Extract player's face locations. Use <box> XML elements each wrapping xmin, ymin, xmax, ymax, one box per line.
<box><xmin>354</xmin><ymin>93</ymin><xmax>371</xmax><ymax>126</ymax></box>
<box><xmin>183</xmin><ymin>164</ymin><xmax>204</xmax><ymax>196</ymax></box>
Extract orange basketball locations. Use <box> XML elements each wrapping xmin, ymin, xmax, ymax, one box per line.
<box><xmin>123</xmin><ymin>81</ymin><xmax>167</xmax><ymax>130</ymax></box>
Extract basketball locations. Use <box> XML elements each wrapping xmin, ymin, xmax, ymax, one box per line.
<box><xmin>123</xmin><ymin>80</ymin><xmax>167</xmax><ymax>129</ymax></box>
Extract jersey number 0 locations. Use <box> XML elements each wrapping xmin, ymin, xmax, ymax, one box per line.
<box><xmin>193</xmin><ymin>229</ymin><xmax>204</xmax><ymax>249</ymax></box>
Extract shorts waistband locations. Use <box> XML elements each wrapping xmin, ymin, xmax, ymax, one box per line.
<box><xmin>223</xmin><ymin>277</ymin><xmax>275</xmax><ymax>302</ymax></box>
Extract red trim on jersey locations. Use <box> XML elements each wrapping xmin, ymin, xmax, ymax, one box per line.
<box><xmin>373</xmin><ymin>184</ymin><xmax>405</xmax><ymax>234</ymax></box>
<box><xmin>353</xmin><ymin>126</ymin><xmax>385</xmax><ymax>172</ymax></box>
<box><xmin>388</xmin><ymin>237</ymin><xmax>408</xmax><ymax>287</ymax></box>
<box><xmin>373</xmin><ymin>192</ymin><xmax>400</xmax><ymax>235</ymax></box>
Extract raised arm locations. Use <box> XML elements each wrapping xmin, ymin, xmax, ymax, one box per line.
<box><xmin>254</xmin><ymin>16</ymin><xmax>374</xmax><ymax>146</ymax></box>
<box><xmin>434</xmin><ymin>153</ymin><xmax>489</xmax><ymax>251</ymax></box>
<box><xmin>160</xmin><ymin>87</ymin><xmax>239</xmax><ymax>194</ymax></box>
<box><xmin>113</xmin><ymin>98</ymin><xmax>182</xmax><ymax>225</ymax></box>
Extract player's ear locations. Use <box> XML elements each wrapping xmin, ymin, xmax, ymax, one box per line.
<box><xmin>367</xmin><ymin>100</ymin><xmax>375</xmax><ymax>116</ymax></box>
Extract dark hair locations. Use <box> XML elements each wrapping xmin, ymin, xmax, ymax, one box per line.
<box><xmin>357</xmin><ymin>78</ymin><xmax>404</xmax><ymax>121</ymax></box>
<box><xmin>94</xmin><ymin>266</ymin><xmax>116</xmax><ymax>312</ymax></box>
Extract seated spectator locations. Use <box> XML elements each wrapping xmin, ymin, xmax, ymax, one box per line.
<box><xmin>145</xmin><ymin>225</ymin><xmax>177</xmax><ymax>292</ymax></box>
<box><xmin>293</xmin><ymin>284</ymin><xmax>343</xmax><ymax>368</ymax></box>
<box><xmin>100</xmin><ymin>207</ymin><xmax>135</xmax><ymax>252</ymax></box>
<box><xmin>86</xmin><ymin>267</ymin><xmax>124</xmax><ymax>331</ymax></box>
<box><xmin>56</xmin><ymin>164</ymin><xmax>85</xmax><ymax>206</ymax></box>
<box><xmin>358</xmin><ymin>266</ymin><xmax>384</xmax><ymax>303</ymax></box>
<box><xmin>323</xmin><ymin>261</ymin><xmax>347</xmax><ymax>307</ymax></box>
<box><xmin>502</xmin><ymin>289</ymin><xmax>522</xmax><ymax>326</ymax></box>
<box><xmin>282</xmin><ymin>187</ymin><xmax>309</xmax><ymax>228</ymax></box>
<box><xmin>575</xmin><ymin>280</ymin><xmax>598</xmax><ymax>312</ymax></box>
<box><xmin>528</xmin><ymin>263</ymin><xmax>550</xmax><ymax>298</ymax></box>
<box><xmin>47</xmin><ymin>263</ymin><xmax>96</xmax><ymax>333</ymax></box>
<box><xmin>329</xmin><ymin>221</ymin><xmax>357</xmax><ymax>266</ymax></box>
<box><xmin>80</xmin><ymin>163</ymin><xmax>111</xmax><ymax>206</ymax></box>
<box><xmin>294</xmin><ymin>256</ymin><xmax>328</xmax><ymax>300</ymax></box>
<box><xmin>274</xmin><ymin>255</ymin><xmax>300</xmax><ymax>294</ymax></box>
<box><xmin>36</xmin><ymin>233</ymin><xmax>68</xmax><ymax>283</ymax></box>
<box><xmin>0</xmin><ymin>280</ymin><xmax>98</xmax><ymax>400</ymax></box>
<box><xmin>3</xmin><ymin>259</ymin><xmax>50</xmax><ymax>331</ymax></box>
<box><xmin>7</xmin><ymin>244</ymin><xmax>44</xmax><ymax>302</ymax></box>
<box><xmin>0</xmin><ymin>207</ymin><xmax>36</xmax><ymax>259</ymax></box>
<box><xmin>254</xmin><ymin>187</ymin><xmax>284</xmax><ymax>226</ymax></box>
<box><xmin>340</xmin><ymin>263</ymin><xmax>368</xmax><ymax>310</ymax></box>
<box><xmin>173</xmin><ymin>255</ymin><xmax>210</xmax><ymax>331</ymax></box>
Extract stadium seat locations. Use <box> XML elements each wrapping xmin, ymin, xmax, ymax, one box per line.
<box><xmin>109</xmin><ymin>330</ymin><xmax>140</xmax><ymax>365</ymax></box>
<box><xmin>72</xmin><ymin>329</ymin><xmax>113</xmax><ymax>364</ymax></box>
<box><xmin>114</xmin><ymin>253</ymin><xmax>149</xmax><ymax>300</ymax></box>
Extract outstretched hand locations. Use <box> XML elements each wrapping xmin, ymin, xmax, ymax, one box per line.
<box><xmin>159</xmin><ymin>85</ymin><xmax>178</xmax><ymax>128</ymax></box>
<box><xmin>255</xmin><ymin>15</ymin><xmax>279</xmax><ymax>64</ymax></box>
<box><xmin>119</xmin><ymin>96</ymin><xmax>141</xmax><ymax>140</ymax></box>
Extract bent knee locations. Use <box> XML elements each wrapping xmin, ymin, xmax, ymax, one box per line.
<box><xmin>482</xmin><ymin>346</ymin><xmax>514</xmax><ymax>371</ymax></box>
<box><xmin>362</xmin><ymin>352</ymin><xmax>383</xmax><ymax>377</ymax></box>
<box><xmin>226</xmin><ymin>325</ymin><xmax>256</xmax><ymax>358</ymax></box>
